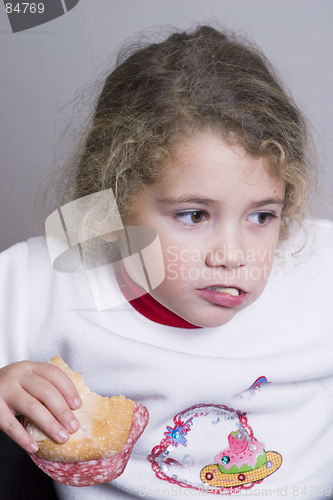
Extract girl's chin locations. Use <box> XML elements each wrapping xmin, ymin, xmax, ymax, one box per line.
<box><xmin>188</xmin><ymin>313</ymin><xmax>238</xmax><ymax>328</ymax></box>
<box><xmin>175</xmin><ymin>305</ymin><xmax>239</xmax><ymax>328</ymax></box>
<box><xmin>151</xmin><ymin>291</ymin><xmax>252</xmax><ymax>328</ymax></box>
<box><xmin>181</xmin><ymin>291</ymin><xmax>258</xmax><ymax>328</ymax></box>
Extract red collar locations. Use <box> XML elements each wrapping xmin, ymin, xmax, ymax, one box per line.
<box><xmin>115</xmin><ymin>264</ymin><xmax>200</xmax><ymax>329</ymax></box>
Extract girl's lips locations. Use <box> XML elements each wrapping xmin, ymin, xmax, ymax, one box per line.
<box><xmin>196</xmin><ymin>287</ymin><xmax>249</xmax><ymax>307</ymax></box>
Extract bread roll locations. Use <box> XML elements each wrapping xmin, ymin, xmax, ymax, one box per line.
<box><xmin>25</xmin><ymin>355</ymin><xmax>136</xmax><ymax>462</ymax></box>
<box><xmin>24</xmin><ymin>355</ymin><xmax>149</xmax><ymax>486</ymax></box>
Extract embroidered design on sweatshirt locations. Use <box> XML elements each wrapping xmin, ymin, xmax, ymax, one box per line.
<box><xmin>148</xmin><ymin>404</ymin><xmax>282</xmax><ymax>495</ymax></box>
<box><xmin>233</xmin><ymin>376</ymin><xmax>270</xmax><ymax>402</ymax></box>
<box><xmin>248</xmin><ymin>376</ymin><xmax>270</xmax><ymax>390</ymax></box>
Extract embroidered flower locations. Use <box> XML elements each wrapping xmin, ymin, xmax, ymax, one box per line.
<box><xmin>164</xmin><ymin>417</ymin><xmax>193</xmax><ymax>447</ymax></box>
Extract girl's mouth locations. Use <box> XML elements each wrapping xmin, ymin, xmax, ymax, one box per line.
<box><xmin>196</xmin><ymin>286</ymin><xmax>248</xmax><ymax>307</ymax></box>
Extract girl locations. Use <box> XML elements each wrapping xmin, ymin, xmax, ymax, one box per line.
<box><xmin>0</xmin><ymin>25</ymin><xmax>333</xmax><ymax>499</ymax></box>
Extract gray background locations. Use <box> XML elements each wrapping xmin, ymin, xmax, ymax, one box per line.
<box><xmin>1</xmin><ymin>0</ymin><xmax>333</xmax><ymax>252</ymax></box>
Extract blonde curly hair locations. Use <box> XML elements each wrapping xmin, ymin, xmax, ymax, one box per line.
<box><xmin>52</xmin><ymin>25</ymin><xmax>317</xmax><ymax>244</ymax></box>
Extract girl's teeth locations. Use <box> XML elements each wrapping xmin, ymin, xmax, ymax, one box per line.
<box><xmin>207</xmin><ymin>286</ymin><xmax>240</xmax><ymax>296</ymax></box>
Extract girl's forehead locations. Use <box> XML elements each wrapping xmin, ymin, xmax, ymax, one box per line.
<box><xmin>164</xmin><ymin>133</ymin><xmax>282</xmax><ymax>187</ymax></box>
<box><xmin>151</xmin><ymin>158</ymin><xmax>285</xmax><ymax>213</ymax></box>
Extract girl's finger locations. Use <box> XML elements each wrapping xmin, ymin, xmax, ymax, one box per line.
<box><xmin>0</xmin><ymin>401</ymin><xmax>39</xmax><ymax>454</ymax></box>
<box><xmin>30</xmin><ymin>362</ymin><xmax>82</xmax><ymax>410</ymax></box>
<box><xmin>20</xmin><ymin>372</ymin><xmax>80</xmax><ymax>438</ymax></box>
<box><xmin>12</xmin><ymin>386</ymin><xmax>76</xmax><ymax>445</ymax></box>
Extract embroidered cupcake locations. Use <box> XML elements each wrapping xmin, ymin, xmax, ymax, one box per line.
<box><xmin>200</xmin><ymin>415</ymin><xmax>282</xmax><ymax>488</ymax></box>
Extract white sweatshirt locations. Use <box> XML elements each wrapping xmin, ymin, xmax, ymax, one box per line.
<box><xmin>0</xmin><ymin>219</ymin><xmax>333</xmax><ymax>500</ymax></box>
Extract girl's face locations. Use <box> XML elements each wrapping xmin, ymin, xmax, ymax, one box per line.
<box><xmin>127</xmin><ymin>133</ymin><xmax>285</xmax><ymax>328</ymax></box>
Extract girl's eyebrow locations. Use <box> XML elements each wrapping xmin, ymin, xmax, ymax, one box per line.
<box><xmin>249</xmin><ymin>197</ymin><xmax>285</xmax><ymax>209</ymax></box>
<box><xmin>156</xmin><ymin>196</ymin><xmax>218</xmax><ymax>206</ymax></box>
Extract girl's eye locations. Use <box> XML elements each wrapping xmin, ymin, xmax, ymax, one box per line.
<box><xmin>248</xmin><ymin>212</ymin><xmax>276</xmax><ymax>225</ymax></box>
<box><xmin>175</xmin><ymin>210</ymin><xmax>206</xmax><ymax>225</ymax></box>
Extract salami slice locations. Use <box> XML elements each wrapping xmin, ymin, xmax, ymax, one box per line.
<box><xmin>27</xmin><ymin>403</ymin><xmax>149</xmax><ymax>487</ymax></box>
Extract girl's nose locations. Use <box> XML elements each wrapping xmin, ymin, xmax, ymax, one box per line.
<box><xmin>204</xmin><ymin>230</ymin><xmax>246</xmax><ymax>269</ymax></box>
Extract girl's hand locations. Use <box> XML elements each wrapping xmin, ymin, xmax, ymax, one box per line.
<box><xmin>0</xmin><ymin>361</ymin><xmax>81</xmax><ymax>454</ymax></box>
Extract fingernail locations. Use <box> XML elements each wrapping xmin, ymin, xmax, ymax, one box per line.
<box><xmin>58</xmin><ymin>429</ymin><xmax>69</xmax><ymax>441</ymax></box>
<box><xmin>69</xmin><ymin>419</ymin><xmax>79</xmax><ymax>432</ymax></box>
<box><xmin>73</xmin><ymin>397</ymin><xmax>81</xmax><ymax>408</ymax></box>
<box><xmin>30</xmin><ymin>442</ymin><xmax>39</xmax><ymax>453</ymax></box>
